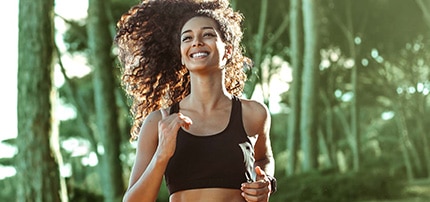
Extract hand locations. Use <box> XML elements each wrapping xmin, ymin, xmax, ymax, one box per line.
<box><xmin>241</xmin><ymin>166</ymin><xmax>271</xmax><ymax>202</ymax></box>
<box><xmin>156</xmin><ymin>109</ymin><xmax>192</xmax><ymax>159</ymax></box>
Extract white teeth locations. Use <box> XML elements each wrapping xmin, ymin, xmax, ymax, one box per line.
<box><xmin>191</xmin><ymin>52</ymin><xmax>208</xmax><ymax>58</ymax></box>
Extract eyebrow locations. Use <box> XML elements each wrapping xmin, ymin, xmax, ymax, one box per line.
<box><xmin>181</xmin><ymin>27</ymin><xmax>215</xmax><ymax>36</ymax></box>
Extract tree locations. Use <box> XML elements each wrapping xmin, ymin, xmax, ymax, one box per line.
<box><xmin>286</xmin><ymin>0</ymin><xmax>303</xmax><ymax>176</ymax></box>
<box><xmin>87</xmin><ymin>0</ymin><xmax>124</xmax><ymax>200</ymax></box>
<box><xmin>237</xmin><ymin>0</ymin><xmax>289</xmax><ymax>100</ymax></box>
<box><xmin>415</xmin><ymin>0</ymin><xmax>430</xmax><ymax>180</ymax></box>
<box><xmin>300</xmin><ymin>0</ymin><xmax>319</xmax><ymax>172</ymax></box>
<box><xmin>331</xmin><ymin>0</ymin><xmax>361</xmax><ymax>172</ymax></box>
<box><xmin>16</xmin><ymin>0</ymin><xmax>67</xmax><ymax>201</ymax></box>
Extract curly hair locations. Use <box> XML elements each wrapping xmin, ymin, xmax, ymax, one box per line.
<box><xmin>115</xmin><ymin>0</ymin><xmax>251</xmax><ymax>140</ymax></box>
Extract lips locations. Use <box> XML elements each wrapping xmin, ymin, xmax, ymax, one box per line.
<box><xmin>190</xmin><ymin>51</ymin><xmax>209</xmax><ymax>58</ymax></box>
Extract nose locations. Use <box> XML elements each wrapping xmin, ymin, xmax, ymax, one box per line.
<box><xmin>192</xmin><ymin>36</ymin><xmax>203</xmax><ymax>47</ymax></box>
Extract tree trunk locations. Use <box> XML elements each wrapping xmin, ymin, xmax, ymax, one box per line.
<box><xmin>413</xmin><ymin>0</ymin><xmax>430</xmax><ymax>179</ymax></box>
<box><xmin>331</xmin><ymin>0</ymin><xmax>361</xmax><ymax>172</ymax></box>
<box><xmin>345</xmin><ymin>0</ymin><xmax>360</xmax><ymax>172</ymax></box>
<box><xmin>56</xmin><ymin>46</ymin><xmax>99</xmax><ymax>153</ymax></box>
<box><xmin>286</xmin><ymin>0</ymin><xmax>303</xmax><ymax>176</ymax></box>
<box><xmin>300</xmin><ymin>0</ymin><xmax>319</xmax><ymax>172</ymax></box>
<box><xmin>244</xmin><ymin>0</ymin><xmax>268</xmax><ymax>98</ymax></box>
<box><xmin>17</xmin><ymin>0</ymin><xmax>67</xmax><ymax>201</ymax></box>
<box><xmin>394</xmin><ymin>105</ymin><xmax>415</xmax><ymax>182</ymax></box>
<box><xmin>395</xmin><ymin>101</ymin><xmax>425</xmax><ymax>180</ymax></box>
<box><xmin>87</xmin><ymin>0</ymin><xmax>124</xmax><ymax>201</ymax></box>
<box><xmin>418</xmin><ymin>95</ymin><xmax>430</xmax><ymax>178</ymax></box>
<box><xmin>318</xmin><ymin>128</ymin><xmax>332</xmax><ymax>168</ymax></box>
<box><xmin>415</xmin><ymin>112</ymin><xmax>430</xmax><ymax>179</ymax></box>
<box><xmin>320</xmin><ymin>91</ymin><xmax>336</xmax><ymax>168</ymax></box>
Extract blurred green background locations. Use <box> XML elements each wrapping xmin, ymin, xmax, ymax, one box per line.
<box><xmin>2</xmin><ymin>0</ymin><xmax>430</xmax><ymax>201</ymax></box>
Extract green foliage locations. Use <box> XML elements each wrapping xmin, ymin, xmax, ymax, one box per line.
<box><xmin>61</xmin><ymin>0</ymin><xmax>137</xmax><ymax>54</ymax></box>
<box><xmin>67</xmin><ymin>185</ymin><xmax>103</xmax><ymax>202</ymax></box>
<box><xmin>62</xmin><ymin>20</ymin><xmax>88</xmax><ymax>53</ymax></box>
<box><xmin>0</xmin><ymin>176</ymin><xmax>17</xmax><ymax>201</ymax></box>
<box><xmin>7</xmin><ymin>0</ymin><xmax>429</xmax><ymax>200</ymax></box>
<box><xmin>271</xmin><ymin>169</ymin><xmax>404</xmax><ymax>202</ymax></box>
<box><xmin>156</xmin><ymin>180</ymin><xmax>170</xmax><ymax>202</ymax></box>
<box><xmin>58</xmin><ymin>71</ymin><xmax>94</xmax><ymax>110</ymax></box>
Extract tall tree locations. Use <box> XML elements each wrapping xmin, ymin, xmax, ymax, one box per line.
<box><xmin>332</xmin><ymin>0</ymin><xmax>361</xmax><ymax>172</ymax></box>
<box><xmin>87</xmin><ymin>0</ymin><xmax>124</xmax><ymax>200</ymax></box>
<box><xmin>286</xmin><ymin>0</ymin><xmax>303</xmax><ymax>176</ymax></box>
<box><xmin>345</xmin><ymin>0</ymin><xmax>360</xmax><ymax>172</ymax></box>
<box><xmin>243</xmin><ymin>0</ymin><xmax>268</xmax><ymax>98</ymax></box>
<box><xmin>238</xmin><ymin>0</ymin><xmax>289</xmax><ymax>99</ymax></box>
<box><xmin>16</xmin><ymin>0</ymin><xmax>67</xmax><ymax>201</ymax></box>
<box><xmin>300</xmin><ymin>0</ymin><xmax>319</xmax><ymax>172</ymax></box>
<box><xmin>414</xmin><ymin>0</ymin><xmax>430</xmax><ymax>179</ymax></box>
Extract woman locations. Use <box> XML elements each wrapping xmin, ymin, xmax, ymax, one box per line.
<box><xmin>115</xmin><ymin>0</ymin><xmax>276</xmax><ymax>201</ymax></box>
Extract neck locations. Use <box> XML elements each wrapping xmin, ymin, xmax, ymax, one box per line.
<box><xmin>185</xmin><ymin>72</ymin><xmax>231</xmax><ymax>111</ymax></box>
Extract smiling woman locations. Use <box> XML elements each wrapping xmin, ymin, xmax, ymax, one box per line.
<box><xmin>180</xmin><ymin>17</ymin><xmax>228</xmax><ymax>72</ymax></box>
<box><xmin>115</xmin><ymin>0</ymin><xmax>276</xmax><ymax>201</ymax></box>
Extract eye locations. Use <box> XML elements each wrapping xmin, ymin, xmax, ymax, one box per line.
<box><xmin>181</xmin><ymin>36</ymin><xmax>192</xmax><ymax>42</ymax></box>
<box><xmin>203</xmin><ymin>32</ymin><xmax>216</xmax><ymax>37</ymax></box>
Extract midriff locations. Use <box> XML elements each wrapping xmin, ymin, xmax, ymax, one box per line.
<box><xmin>169</xmin><ymin>188</ymin><xmax>245</xmax><ymax>202</ymax></box>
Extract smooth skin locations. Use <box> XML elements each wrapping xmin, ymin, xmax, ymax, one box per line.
<box><xmin>123</xmin><ymin>16</ymin><xmax>275</xmax><ymax>202</ymax></box>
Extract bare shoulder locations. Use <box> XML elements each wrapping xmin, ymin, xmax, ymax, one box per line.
<box><xmin>239</xmin><ymin>98</ymin><xmax>270</xmax><ymax>137</ymax></box>
<box><xmin>142</xmin><ymin>109</ymin><xmax>163</xmax><ymax>127</ymax></box>
<box><xmin>136</xmin><ymin>108</ymin><xmax>169</xmax><ymax>144</ymax></box>
<box><xmin>240</xmin><ymin>98</ymin><xmax>269</xmax><ymax>119</ymax></box>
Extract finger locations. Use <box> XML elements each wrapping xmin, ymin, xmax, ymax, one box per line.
<box><xmin>241</xmin><ymin>191</ymin><xmax>268</xmax><ymax>202</ymax></box>
<box><xmin>255</xmin><ymin>166</ymin><xmax>266</xmax><ymax>181</ymax></box>
<box><xmin>242</xmin><ymin>180</ymin><xmax>269</xmax><ymax>189</ymax></box>
<box><xmin>241</xmin><ymin>185</ymin><xmax>267</xmax><ymax>195</ymax></box>
<box><xmin>173</xmin><ymin>113</ymin><xmax>191</xmax><ymax>130</ymax></box>
<box><xmin>165</xmin><ymin>113</ymin><xmax>193</xmax><ymax>131</ymax></box>
<box><xmin>255</xmin><ymin>166</ymin><xmax>265</xmax><ymax>176</ymax></box>
<box><xmin>178</xmin><ymin>113</ymin><xmax>193</xmax><ymax>125</ymax></box>
<box><xmin>160</xmin><ymin>108</ymin><xmax>169</xmax><ymax>119</ymax></box>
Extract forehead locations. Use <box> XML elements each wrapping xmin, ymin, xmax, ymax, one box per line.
<box><xmin>181</xmin><ymin>16</ymin><xmax>219</xmax><ymax>32</ymax></box>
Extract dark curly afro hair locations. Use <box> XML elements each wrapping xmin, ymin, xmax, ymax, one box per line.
<box><xmin>115</xmin><ymin>0</ymin><xmax>252</xmax><ymax>140</ymax></box>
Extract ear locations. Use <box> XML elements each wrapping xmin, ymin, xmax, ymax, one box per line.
<box><xmin>225</xmin><ymin>44</ymin><xmax>232</xmax><ymax>59</ymax></box>
<box><xmin>181</xmin><ymin>57</ymin><xmax>185</xmax><ymax>66</ymax></box>
<box><xmin>223</xmin><ymin>44</ymin><xmax>233</xmax><ymax>61</ymax></box>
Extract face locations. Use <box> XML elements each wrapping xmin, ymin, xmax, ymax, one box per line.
<box><xmin>180</xmin><ymin>16</ymin><xmax>230</xmax><ymax>72</ymax></box>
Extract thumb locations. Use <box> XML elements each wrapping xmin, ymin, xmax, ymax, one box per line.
<box><xmin>160</xmin><ymin>108</ymin><xmax>169</xmax><ymax>119</ymax></box>
<box><xmin>255</xmin><ymin>166</ymin><xmax>266</xmax><ymax>181</ymax></box>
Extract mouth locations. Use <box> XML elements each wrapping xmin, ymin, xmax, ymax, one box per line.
<box><xmin>190</xmin><ymin>51</ymin><xmax>209</xmax><ymax>58</ymax></box>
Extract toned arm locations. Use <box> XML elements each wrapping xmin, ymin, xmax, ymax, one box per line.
<box><xmin>123</xmin><ymin>111</ymin><xmax>166</xmax><ymax>202</ymax></box>
<box><xmin>242</xmin><ymin>100</ymin><xmax>275</xmax><ymax>176</ymax></box>
<box><xmin>123</xmin><ymin>109</ymin><xmax>193</xmax><ymax>202</ymax></box>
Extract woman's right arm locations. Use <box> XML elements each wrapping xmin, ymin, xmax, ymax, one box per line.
<box><xmin>123</xmin><ymin>109</ymin><xmax>192</xmax><ymax>202</ymax></box>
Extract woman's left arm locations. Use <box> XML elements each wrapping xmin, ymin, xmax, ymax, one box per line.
<box><xmin>241</xmin><ymin>100</ymin><xmax>275</xmax><ymax>202</ymax></box>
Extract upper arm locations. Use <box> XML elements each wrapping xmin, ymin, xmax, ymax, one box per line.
<box><xmin>127</xmin><ymin>110</ymin><xmax>162</xmax><ymax>188</ymax></box>
<box><xmin>242</xmin><ymin>100</ymin><xmax>275</xmax><ymax>176</ymax></box>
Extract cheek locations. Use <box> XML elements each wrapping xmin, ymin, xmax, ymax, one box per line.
<box><xmin>180</xmin><ymin>45</ymin><xmax>187</xmax><ymax>58</ymax></box>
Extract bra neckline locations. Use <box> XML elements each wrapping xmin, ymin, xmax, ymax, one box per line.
<box><xmin>177</xmin><ymin>97</ymin><xmax>236</xmax><ymax>138</ymax></box>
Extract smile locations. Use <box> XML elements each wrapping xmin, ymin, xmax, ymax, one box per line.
<box><xmin>190</xmin><ymin>52</ymin><xmax>209</xmax><ymax>58</ymax></box>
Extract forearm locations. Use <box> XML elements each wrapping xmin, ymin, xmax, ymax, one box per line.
<box><xmin>254</xmin><ymin>156</ymin><xmax>275</xmax><ymax>176</ymax></box>
<box><xmin>123</xmin><ymin>153</ymin><xmax>169</xmax><ymax>202</ymax></box>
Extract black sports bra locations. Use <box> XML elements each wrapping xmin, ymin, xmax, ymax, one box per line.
<box><xmin>164</xmin><ymin>96</ymin><xmax>255</xmax><ymax>194</ymax></box>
